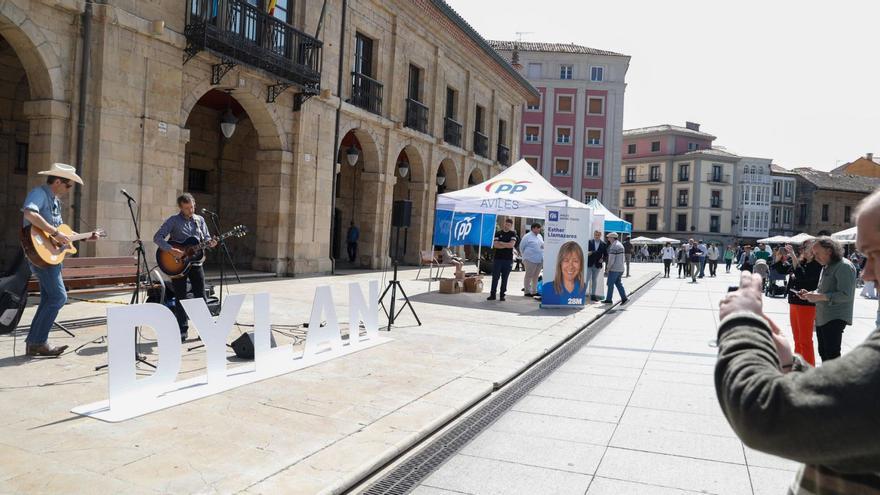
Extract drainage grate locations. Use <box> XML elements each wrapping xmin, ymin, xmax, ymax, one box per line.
<box><xmin>359</xmin><ymin>276</ymin><xmax>659</xmax><ymax>495</ymax></box>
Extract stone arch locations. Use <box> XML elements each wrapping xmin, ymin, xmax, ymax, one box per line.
<box><xmin>338</xmin><ymin>120</ymin><xmax>383</xmax><ymax>173</ymax></box>
<box><xmin>466</xmin><ymin>165</ymin><xmax>486</xmax><ymax>187</ymax></box>
<box><xmin>436</xmin><ymin>158</ymin><xmax>461</xmax><ymax>192</ymax></box>
<box><xmin>390</xmin><ymin>145</ymin><xmax>429</xmax><ymax>264</ymax></box>
<box><xmin>0</xmin><ymin>2</ymin><xmax>60</xmax><ymax>100</ymax></box>
<box><xmin>181</xmin><ymin>77</ymin><xmax>286</xmax><ymax>151</ymax></box>
<box><xmin>334</xmin><ymin>128</ymin><xmax>383</xmax><ymax>267</ymax></box>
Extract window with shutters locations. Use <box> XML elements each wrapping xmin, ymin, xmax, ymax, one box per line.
<box><xmin>587</xmin><ymin>97</ymin><xmax>604</xmax><ymax>115</ymax></box>
<box><xmin>554</xmin><ymin>157</ymin><xmax>571</xmax><ymax>176</ymax></box>
<box><xmin>525</xmin><ymin>125</ymin><xmax>541</xmax><ymax>143</ymax></box>
<box><xmin>586</xmin><ymin>129</ymin><xmax>602</xmax><ymax>146</ymax></box>
<box><xmin>556</xmin><ymin>127</ymin><xmax>572</xmax><ymax>144</ymax></box>
<box><xmin>556</xmin><ymin>95</ymin><xmax>573</xmax><ymax>113</ymax></box>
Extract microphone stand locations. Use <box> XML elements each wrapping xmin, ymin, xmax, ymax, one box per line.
<box><xmin>96</xmin><ymin>193</ymin><xmax>155</xmax><ymax>370</ymax></box>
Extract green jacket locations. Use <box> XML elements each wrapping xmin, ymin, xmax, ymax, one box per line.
<box><xmin>816</xmin><ymin>259</ymin><xmax>857</xmax><ymax>326</ymax></box>
<box><xmin>715</xmin><ymin>312</ymin><xmax>880</xmax><ymax>492</ymax></box>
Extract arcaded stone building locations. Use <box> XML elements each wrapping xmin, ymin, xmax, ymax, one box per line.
<box><xmin>0</xmin><ymin>0</ymin><xmax>536</xmax><ymax>274</ymax></box>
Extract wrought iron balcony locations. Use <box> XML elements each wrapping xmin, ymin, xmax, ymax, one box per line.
<box><xmin>497</xmin><ymin>144</ymin><xmax>510</xmax><ymax>166</ymax></box>
<box><xmin>706</xmin><ymin>173</ymin><xmax>731</xmax><ymax>183</ymax></box>
<box><xmin>473</xmin><ymin>131</ymin><xmax>489</xmax><ymax>158</ymax></box>
<box><xmin>624</xmin><ymin>197</ymin><xmax>636</xmax><ymax>207</ymax></box>
<box><xmin>350</xmin><ymin>72</ymin><xmax>382</xmax><ymax>115</ymax></box>
<box><xmin>405</xmin><ymin>98</ymin><xmax>429</xmax><ymax>134</ymax></box>
<box><xmin>185</xmin><ymin>0</ymin><xmax>322</xmax><ymax>97</ymax></box>
<box><xmin>622</xmin><ymin>173</ymin><xmax>663</xmax><ymax>184</ymax></box>
<box><xmin>648</xmin><ymin>197</ymin><xmax>660</xmax><ymax>207</ymax></box>
<box><xmin>711</xmin><ymin>199</ymin><xmax>722</xmax><ymax>208</ymax></box>
<box><xmin>443</xmin><ymin>117</ymin><xmax>462</xmax><ymax>147</ymax></box>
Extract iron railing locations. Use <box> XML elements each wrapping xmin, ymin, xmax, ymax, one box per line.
<box><xmin>444</xmin><ymin>117</ymin><xmax>462</xmax><ymax>147</ymax></box>
<box><xmin>185</xmin><ymin>0</ymin><xmax>322</xmax><ymax>89</ymax></box>
<box><xmin>497</xmin><ymin>144</ymin><xmax>510</xmax><ymax>166</ymax></box>
<box><xmin>622</xmin><ymin>173</ymin><xmax>662</xmax><ymax>184</ymax></box>
<box><xmin>350</xmin><ymin>72</ymin><xmax>382</xmax><ymax>115</ymax></box>
<box><xmin>706</xmin><ymin>173</ymin><xmax>731</xmax><ymax>183</ymax></box>
<box><xmin>473</xmin><ymin>131</ymin><xmax>488</xmax><ymax>158</ymax></box>
<box><xmin>405</xmin><ymin>98</ymin><xmax>429</xmax><ymax>134</ymax></box>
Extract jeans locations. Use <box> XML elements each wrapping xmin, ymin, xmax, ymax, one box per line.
<box><xmin>490</xmin><ymin>259</ymin><xmax>513</xmax><ymax>297</ymax></box>
<box><xmin>523</xmin><ymin>260</ymin><xmax>542</xmax><ymax>294</ymax></box>
<box><xmin>625</xmin><ymin>255</ymin><xmax>631</xmax><ymax>277</ymax></box>
<box><xmin>708</xmin><ymin>260</ymin><xmax>718</xmax><ymax>276</ymax></box>
<box><xmin>678</xmin><ymin>261</ymin><xmax>687</xmax><ymax>277</ymax></box>
<box><xmin>816</xmin><ymin>319</ymin><xmax>845</xmax><ymax>362</ymax></box>
<box><xmin>586</xmin><ymin>266</ymin><xmax>603</xmax><ymax>299</ymax></box>
<box><xmin>27</xmin><ymin>262</ymin><xmax>67</xmax><ymax>345</ymax></box>
<box><xmin>690</xmin><ymin>261</ymin><xmax>700</xmax><ymax>282</ymax></box>
<box><xmin>663</xmin><ymin>259</ymin><xmax>671</xmax><ymax>277</ymax></box>
<box><xmin>171</xmin><ymin>264</ymin><xmax>206</xmax><ymax>334</ymax></box>
<box><xmin>699</xmin><ymin>258</ymin><xmax>707</xmax><ymax>277</ymax></box>
<box><xmin>725</xmin><ymin>259</ymin><xmax>733</xmax><ymax>272</ymax></box>
<box><xmin>605</xmin><ymin>271</ymin><xmax>627</xmax><ymax>302</ymax></box>
<box><xmin>347</xmin><ymin>242</ymin><xmax>358</xmax><ymax>263</ymax></box>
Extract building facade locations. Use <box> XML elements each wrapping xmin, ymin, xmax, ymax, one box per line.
<box><xmin>619</xmin><ymin>123</ymin><xmax>738</xmax><ymax>243</ymax></box>
<box><xmin>0</xmin><ymin>0</ymin><xmax>536</xmax><ymax>274</ymax></box>
<box><xmin>733</xmin><ymin>157</ymin><xmax>772</xmax><ymax>241</ymax></box>
<box><xmin>769</xmin><ymin>164</ymin><xmax>797</xmax><ymax>237</ymax></box>
<box><xmin>490</xmin><ymin>41</ymin><xmax>630</xmax><ymax>209</ymax></box>
<box><xmin>792</xmin><ymin>168</ymin><xmax>880</xmax><ymax>235</ymax></box>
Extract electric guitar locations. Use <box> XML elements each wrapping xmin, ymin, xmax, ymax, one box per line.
<box><xmin>20</xmin><ymin>224</ymin><xmax>106</xmax><ymax>268</ymax></box>
<box><xmin>155</xmin><ymin>225</ymin><xmax>248</xmax><ymax>277</ymax></box>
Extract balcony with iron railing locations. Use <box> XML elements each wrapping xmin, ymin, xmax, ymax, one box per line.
<box><xmin>350</xmin><ymin>72</ymin><xmax>382</xmax><ymax>115</ymax></box>
<box><xmin>474</xmin><ymin>131</ymin><xmax>488</xmax><ymax>158</ymax></box>
<box><xmin>706</xmin><ymin>173</ymin><xmax>731</xmax><ymax>184</ymax></box>
<box><xmin>497</xmin><ymin>144</ymin><xmax>510</xmax><ymax>166</ymax></box>
<box><xmin>624</xmin><ymin>197</ymin><xmax>636</xmax><ymax>207</ymax></box>
<box><xmin>711</xmin><ymin>199</ymin><xmax>723</xmax><ymax>208</ymax></box>
<box><xmin>742</xmin><ymin>174</ymin><xmax>772</xmax><ymax>184</ymax></box>
<box><xmin>405</xmin><ymin>98</ymin><xmax>429</xmax><ymax>134</ymax></box>
<box><xmin>443</xmin><ymin>117</ymin><xmax>462</xmax><ymax>147</ymax></box>
<box><xmin>185</xmin><ymin>0</ymin><xmax>322</xmax><ymax>92</ymax></box>
<box><xmin>622</xmin><ymin>173</ymin><xmax>663</xmax><ymax>184</ymax></box>
<box><xmin>647</xmin><ymin>197</ymin><xmax>660</xmax><ymax>207</ymax></box>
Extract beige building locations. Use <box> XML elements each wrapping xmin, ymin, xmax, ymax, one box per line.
<box><xmin>0</xmin><ymin>0</ymin><xmax>536</xmax><ymax>274</ymax></box>
<box><xmin>620</xmin><ymin>123</ymin><xmax>737</xmax><ymax>242</ymax></box>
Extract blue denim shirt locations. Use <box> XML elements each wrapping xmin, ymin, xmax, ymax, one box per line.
<box><xmin>153</xmin><ymin>213</ymin><xmax>210</xmax><ymax>253</ymax></box>
<box><xmin>21</xmin><ymin>185</ymin><xmax>62</xmax><ymax>228</ymax></box>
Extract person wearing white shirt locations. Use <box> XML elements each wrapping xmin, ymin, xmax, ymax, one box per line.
<box><xmin>707</xmin><ymin>243</ymin><xmax>720</xmax><ymax>277</ymax></box>
<box><xmin>661</xmin><ymin>242</ymin><xmax>676</xmax><ymax>278</ymax></box>
<box><xmin>520</xmin><ymin>223</ymin><xmax>544</xmax><ymax>297</ymax></box>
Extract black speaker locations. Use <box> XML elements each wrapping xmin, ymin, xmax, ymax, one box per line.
<box><xmin>392</xmin><ymin>199</ymin><xmax>412</xmax><ymax>228</ymax></box>
<box><xmin>231</xmin><ymin>331</ymin><xmax>277</xmax><ymax>360</ymax></box>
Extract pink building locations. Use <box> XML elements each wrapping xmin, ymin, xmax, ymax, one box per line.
<box><xmin>491</xmin><ymin>41</ymin><xmax>630</xmax><ymax>209</ymax></box>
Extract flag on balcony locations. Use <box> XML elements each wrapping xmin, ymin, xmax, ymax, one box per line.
<box><xmin>267</xmin><ymin>0</ymin><xmax>277</xmax><ymax>14</ymax></box>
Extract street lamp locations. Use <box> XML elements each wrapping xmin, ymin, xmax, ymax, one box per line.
<box><xmin>219</xmin><ymin>91</ymin><xmax>237</xmax><ymax>139</ymax></box>
<box><xmin>436</xmin><ymin>169</ymin><xmax>446</xmax><ymax>186</ymax></box>
<box><xmin>346</xmin><ymin>145</ymin><xmax>360</xmax><ymax>167</ymax></box>
<box><xmin>397</xmin><ymin>158</ymin><xmax>410</xmax><ymax>178</ymax></box>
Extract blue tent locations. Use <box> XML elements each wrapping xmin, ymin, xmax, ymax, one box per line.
<box><xmin>586</xmin><ymin>199</ymin><xmax>632</xmax><ymax>234</ymax></box>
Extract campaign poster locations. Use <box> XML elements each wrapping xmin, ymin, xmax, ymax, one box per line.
<box><xmin>432</xmin><ymin>210</ymin><xmax>497</xmax><ymax>247</ymax></box>
<box><xmin>542</xmin><ymin>207</ymin><xmax>592</xmax><ymax>308</ymax></box>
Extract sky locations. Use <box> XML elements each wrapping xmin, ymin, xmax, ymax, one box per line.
<box><xmin>445</xmin><ymin>0</ymin><xmax>879</xmax><ymax>171</ymax></box>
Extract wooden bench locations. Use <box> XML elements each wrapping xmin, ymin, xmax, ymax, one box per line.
<box><xmin>27</xmin><ymin>256</ymin><xmax>138</xmax><ymax>294</ymax></box>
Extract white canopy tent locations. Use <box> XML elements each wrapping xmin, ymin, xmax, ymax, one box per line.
<box><xmin>832</xmin><ymin>226</ymin><xmax>857</xmax><ymax>245</ymax></box>
<box><xmin>436</xmin><ymin>159</ymin><xmax>591</xmax><ymax>218</ymax></box>
<box><xmin>654</xmin><ymin>237</ymin><xmax>681</xmax><ymax>244</ymax></box>
<box><xmin>757</xmin><ymin>235</ymin><xmax>792</xmax><ymax>244</ymax></box>
<box><xmin>788</xmin><ymin>232</ymin><xmax>815</xmax><ymax>245</ymax></box>
<box><xmin>630</xmin><ymin>236</ymin><xmax>659</xmax><ymax>245</ymax></box>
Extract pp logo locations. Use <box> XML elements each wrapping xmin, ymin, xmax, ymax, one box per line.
<box><xmin>548</xmin><ymin>211</ymin><xmax>559</xmax><ymax>222</ymax></box>
<box><xmin>454</xmin><ymin>216</ymin><xmax>475</xmax><ymax>240</ymax></box>
<box><xmin>485</xmin><ymin>179</ymin><xmax>531</xmax><ymax>195</ymax></box>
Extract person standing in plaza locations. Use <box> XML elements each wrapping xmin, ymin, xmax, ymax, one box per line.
<box><xmin>697</xmin><ymin>239</ymin><xmax>708</xmax><ymax>278</ymax></box>
<box><xmin>738</xmin><ymin>245</ymin><xmax>756</xmax><ymax>272</ymax></box>
<box><xmin>585</xmin><ymin>230</ymin><xmax>607</xmax><ymax>302</ymax></box>
<box><xmin>723</xmin><ymin>244</ymin><xmax>735</xmax><ymax>273</ymax></box>
<box><xmin>520</xmin><ymin>222</ymin><xmax>544</xmax><ymax>297</ymax></box>
<box><xmin>773</xmin><ymin>241</ymin><xmax>821</xmax><ymax>365</ymax></box>
<box><xmin>714</xmin><ymin>190</ymin><xmax>880</xmax><ymax>493</ymax></box>
<box><xmin>346</xmin><ymin>221</ymin><xmax>360</xmax><ymax>263</ymax></box>
<box><xmin>603</xmin><ymin>232</ymin><xmax>628</xmax><ymax>304</ymax></box>
<box><xmin>623</xmin><ymin>235</ymin><xmax>632</xmax><ymax>277</ymax></box>
<box><xmin>754</xmin><ymin>242</ymin><xmax>771</xmax><ymax>262</ymax></box>
<box><xmin>676</xmin><ymin>244</ymin><xmax>689</xmax><ymax>278</ymax></box>
<box><xmin>707</xmin><ymin>242</ymin><xmax>720</xmax><ymax>277</ymax></box>
<box><xmin>661</xmin><ymin>242</ymin><xmax>675</xmax><ymax>278</ymax></box>
<box><xmin>487</xmin><ymin>218</ymin><xmax>518</xmax><ymax>302</ymax></box>
<box><xmin>797</xmin><ymin>237</ymin><xmax>857</xmax><ymax>362</ymax></box>
<box><xmin>688</xmin><ymin>239</ymin><xmax>702</xmax><ymax>283</ymax></box>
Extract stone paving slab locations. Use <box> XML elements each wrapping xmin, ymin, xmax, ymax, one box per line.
<box><xmin>415</xmin><ymin>270</ymin><xmax>879</xmax><ymax>495</ymax></box>
<box><xmin>0</xmin><ymin>265</ymin><xmax>658</xmax><ymax>494</ymax></box>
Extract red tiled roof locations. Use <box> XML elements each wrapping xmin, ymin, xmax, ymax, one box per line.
<box><xmin>488</xmin><ymin>40</ymin><xmax>628</xmax><ymax>58</ymax></box>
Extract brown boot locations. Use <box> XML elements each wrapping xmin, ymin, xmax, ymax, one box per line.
<box><xmin>26</xmin><ymin>343</ymin><xmax>68</xmax><ymax>357</ymax></box>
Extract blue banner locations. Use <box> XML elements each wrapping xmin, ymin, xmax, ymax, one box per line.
<box><xmin>432</xmin><ymin>210</ymin><xmax>497</xmax><ymax>247</ymax></box>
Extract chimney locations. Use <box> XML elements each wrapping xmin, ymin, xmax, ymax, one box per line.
<box><xmin>867</xmin><ymin>152</ymin><xmax>874</xmax><ymax>162</ymax></box>
<box><xmin>510</xmin><ymin>43</ymin><xmax>523</xmax><ymax>71</ymax></box>
<box><xmin>685</xmin><ymin>121</ymin><xmax>700</xmax><ymax>132</ymax></box>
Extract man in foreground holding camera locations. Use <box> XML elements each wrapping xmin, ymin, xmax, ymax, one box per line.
<box><xmin>715</xmin><ymin>189</ymin><xmax>880</xmax><ymax>494</ymax></box>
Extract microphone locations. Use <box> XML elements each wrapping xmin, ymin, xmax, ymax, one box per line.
<box><xmin>120</xmin><ymin>189</ymin><xmax>137</xmax><ymax>203</ymax></box>
<box><xmin>200</xmin><ymin>208</ymin><xmax>217</xmax><ymax>216</ymax></box>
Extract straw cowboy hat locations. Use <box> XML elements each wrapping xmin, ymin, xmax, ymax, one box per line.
<box><xmin>37</xmin><ymin>163</ymin><xmax>83</xmax><ymax>185</ymax></box>
<box><xmin>607</xmin><ymin>232</ymin><xmax>619</xmax><ymax>238</ymax></box>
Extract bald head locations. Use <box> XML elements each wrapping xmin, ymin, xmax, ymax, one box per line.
<box><xmin>856</xmin><ymin>188</ymin><xmax>880</xmax><ymax>283</ymax></box>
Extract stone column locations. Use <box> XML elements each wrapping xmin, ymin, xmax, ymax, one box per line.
<box><xmin>22</xmin><ymin>99</ymin><xmax>69</xmax><ymax>182</ymax></box>
<box><xmin>359</xmin><ymin>171</ymin><xmax>395</xmax><ymax>269</ymax></box>
<box><xmin>406</xmin><ymin>181</ymin><xmax>431</xmax><ymax>264</ymax></box>
<box><xmin>253</xmin><ymin>149</ymin><xmax>293</xmax><ymax>275</ymax></box>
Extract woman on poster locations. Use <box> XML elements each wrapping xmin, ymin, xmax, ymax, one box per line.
<box><xmin>542</xmin><ymin>241</ymin><xmax>587</xmax><ymax>305</ymax></box>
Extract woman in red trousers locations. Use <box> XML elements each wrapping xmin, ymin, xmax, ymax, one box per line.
<box><xmin>774</xmin><ymin>241</ymin><xmax>822</xmax><ymax>365</ymax></box>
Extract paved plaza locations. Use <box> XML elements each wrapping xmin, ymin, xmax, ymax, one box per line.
<box><xmin>410</xmin><ymin>269</ymin><xmax>878</xmax><ymax>495</ymax></box>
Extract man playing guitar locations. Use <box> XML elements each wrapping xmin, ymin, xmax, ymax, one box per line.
<box><xmin>21</xmin><ymin>163</ymin><xmax>100</xmax><ymax>357</ymax></box>
<box><xmin>153</xmin><ymin>193</ymin><xmax>216</xmax><ymax>342</ymax></box>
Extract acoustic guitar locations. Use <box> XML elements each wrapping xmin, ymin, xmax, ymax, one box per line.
<box><xmin>20</xmin><ymin>224</ymin><xmax>106</xmax><ymax>268</ymax></box>
<box><xmin>155</xmin><ymin>225</ymin><xmax>248</xmax><ymax>277</ymax></box>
